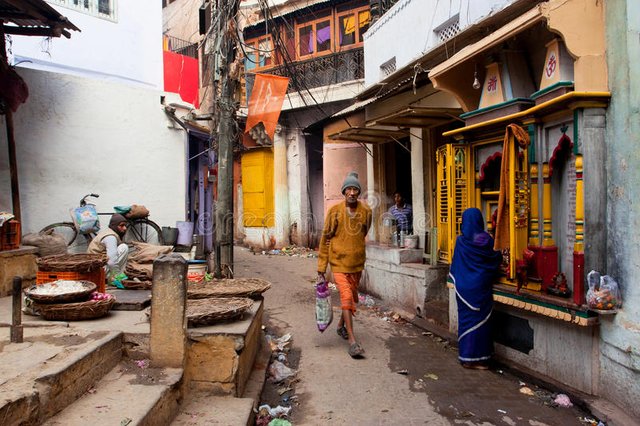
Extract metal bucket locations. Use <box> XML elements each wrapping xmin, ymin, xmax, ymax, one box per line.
<box><xmin>403</xmin><ymin>234</ymin><xmax>419</xmax><ymax>249</ymax></box>
<box><xmin>161</xmin><ymin>226</ymin><xmax>178</xmax><ymax>246</ymax></box>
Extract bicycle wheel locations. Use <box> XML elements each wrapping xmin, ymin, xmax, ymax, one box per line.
<box><xmin>124</xmin><ymin>218</ymin><xmax>164</xmax><ymax>245</ymax></box>
<box><xmin>40</xmin><ymin>222</ymin><xmax>92</xmax><ymax>254</ymax></box>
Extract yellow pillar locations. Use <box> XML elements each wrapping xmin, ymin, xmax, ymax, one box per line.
<box><xmin>541</xmin><ymin>163</ymin><xmax>555</xmax><ymax>246</ymax></box>
<box><xmin>529</xmin><ymin>163</ymin><xmax>539</xmax><ymax>245</ymax></box>
<box><xmin>574</xmin><ymin>155</ymin><xmax>584</xmax><ymax>251</ymax></box>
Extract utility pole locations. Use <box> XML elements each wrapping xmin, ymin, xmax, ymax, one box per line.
<box><xmin>214</xmin><ymin>0</ymin><xmax>240</xmax><ymax>278</ymax></box>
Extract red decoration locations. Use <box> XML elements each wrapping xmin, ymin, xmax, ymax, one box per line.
<box><xmin>163</xmin><ymin>50</ymin><xmax>200</xmax><ymax>108</ymax></box>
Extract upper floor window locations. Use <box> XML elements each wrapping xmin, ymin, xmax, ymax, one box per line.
<box><xmin>297</xmin><ymin>17</ymin><xmax>332</xmax><ymax>58</ymax></box>
<box><xmin>244</xmin><ymin>36</ymin><xmax>274</xmax><ymax>71</ymax></box>
<box><xmin>49</xmin><ymin>0</ymin><xmax>117</xmax><ymax>21</ymax></box>
<box><xmin>337</xmin><ymin>8</ymin><xmax>370</xmax><ymax>48</ymax></box>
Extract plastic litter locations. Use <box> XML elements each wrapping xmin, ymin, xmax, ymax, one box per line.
<box><xmin>268</xmin><ymin>360</ymin><xmax>296</xmax><ymax>383</ymax></box>
<box><xmin>315</xmin><ymin>280</ymin><xmax>333</xmax><ymax>332</ymax></box>
<box><xmin>268</xmin><ymin>419</ymin><xmax>292</xmax><ymax>426</ymax></box>
<box><xmin>497</xmin><ymin>409</ymin><xmax>507</xmax><ymax>414</ymax></box>
<box><xmin>424</xmin><ymin>373</ymin><xmax>438</xmax><ymax>381</ymax></box>
<box><xmin>554</xmin><ymin>393</ymin><xmax>573</xmax><ymax>407</ymax></box>
<box><xmin>258</xmin><ymin>404</ymin><xmax>292</xmax><ymax>418</ymax></box>
<box><xmin>519</xmin><ymin>387</ymin><xmax>535</xmax><ymax>396</ymax></box>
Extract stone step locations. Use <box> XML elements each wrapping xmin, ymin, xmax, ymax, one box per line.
<box><xmin>0</xmin><ymin>330</ymin><xmax>123</xmax><ymax>425</ymax></box>
<box><xmin>171</xmin><ymin>393</ymin><xmax>254</xmax><ymax>426</ymax></box>
<box><xmin>43</xmin><ymin>360</ymin><xmax>183</xmax><ymax>426</ymax></box>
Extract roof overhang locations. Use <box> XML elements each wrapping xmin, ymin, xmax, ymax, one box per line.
<box><xmin>0</xmin><ymin>0</ymin><xmax>80</xmax><ymax>39</ymax></box>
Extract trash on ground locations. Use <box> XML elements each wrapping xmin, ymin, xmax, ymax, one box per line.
<box><xmin>554</xmin><ymin>393</ymin><xmax>573</xmax><ymax>407</ymax></box>
<box><xmin>396</xmin><ymin>369</ymin><xmax>408</xmax><ymax>375</ymax></box>
<box><xmin>268</xmin><ymin>360</ymin><xmax>296</xmax><ymax>383</ymax></box>
<box><xmin>258</xmin><ymin>404</ymin><xmax>292</xmax><ymax>418</ymax></box>
<box><xmin>268</xmin><ymin>418</ymin><xmax>292</xmax><ymax>426</ymax></box>
<box><xmin>277</xmin><ymin>386</ymin><xmax>292</xmax><ymax>395</ymax></box>
<box><xmin>519</xmin><ymin>386</ymin><xmax>535</xmax><ymax>396</ymax></box>
<box><xmin>136</xmin><ymin>359</ymin><xmax>148</xmax><ymax>369</ymax></box>
<box><xmin>424</xmin><ymin>373</ymin><xmax>439</xmax><ymax>381</ymax></box>
<box><xmin>497</xmin><ymin>409</ymin><xmax>507</xmax><ymax>414</ymax></box>
<box><xmin>422</xmin><ymin>331</ymin><xmax>433</xmax><ymax>336</ymax></box>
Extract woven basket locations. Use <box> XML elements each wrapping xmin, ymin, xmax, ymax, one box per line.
<box><xmin>186</xmin><ymin>297</ymin><xmax>254</xmax><ymax>327</ymax></box>
<box><xmin>187</xmin><ymin>278</ymin><xmax>271</xmax><ymax>300</ymax></box>
<box><xmin>25</xmin><ymin>280</ymin><xmax>97</xmax><ymax>304</ymax></box>
<box><xmin>35</xmin><ymin>297</ymin><xmax>115</xmax><ymax>321</ymax></box>
<box><xmin>38</xmin><ymin>253</ymin><xmax>108</xmax><ymax>272</ymax></box>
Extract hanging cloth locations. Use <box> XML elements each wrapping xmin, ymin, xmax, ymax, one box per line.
<box><xmin>493</xmin><ymin>124</ymin><xmax>530</xmax><ymax>250</ymax></box>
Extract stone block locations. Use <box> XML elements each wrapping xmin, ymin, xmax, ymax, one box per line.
<box><xmin>0</xmin><ymin>247</ymin><xmax>37</xmax><ymax>297</ymax></box>
<box><xmin>366</xmin><ymin>244</ymin><xmax>423</xmax><ymax>265</ymax></box>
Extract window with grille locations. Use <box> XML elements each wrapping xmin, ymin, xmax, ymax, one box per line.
<box><xmin>434</xmin><ymin>14</ymin><xmax>460</xmax><ymax>43</ymax></box>
<box><xmin>49</xmin><ymin>0</ymin><xmax>117</xmax><ymax>20</ymax></box>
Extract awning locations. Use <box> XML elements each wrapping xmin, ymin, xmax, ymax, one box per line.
<box><xmin>367</xmin><ymin>106</ymin><xmax>463</xmax><ymax>128</ymax></box>
<box><xmin>327</xmin><ymin>126</ymin><xmax>409</xmax><ymax>144</ymax></box>
<box><xmin>429</xmin><ymin>6</ymin><xmax>543</xmax><ymax>80</ymax></box>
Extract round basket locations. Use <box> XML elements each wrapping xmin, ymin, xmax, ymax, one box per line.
<box><xmin>37</xmin><ymin>253</ymin><xmax>108</xmax><ymax>272</ymax></box>
<box><xmin>186</xmin><ymin>297</ymin><xmax>254</xmax><ymax>327</ymax></box>
<box><xmin>25</xmin><ymin>280</ymin><xmax>97</xmax><ymax>304</ymax></box>
<box><xmin>187</xmin><ymin>278</ymin><xmax>271</xmax><ymax>300</ymax></box>
<box><xmin>35</xmin><ymin>297</ymin><xmax>115</xmax><ymax>321</ymax></box>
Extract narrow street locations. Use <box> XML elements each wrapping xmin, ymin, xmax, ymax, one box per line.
<box><xmin>233</xmin><ymin>246</ymin><xmax>598</xmax><ymax>426</ymax></box>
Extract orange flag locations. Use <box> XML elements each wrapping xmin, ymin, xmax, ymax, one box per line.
<box><xmin>245</xmin><ymin>74</ymin><xmax>290</xmax><ymax>141</ymax></box>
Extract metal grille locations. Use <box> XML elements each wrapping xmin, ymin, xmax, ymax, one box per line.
<box><xmin>380</xmin><ymin>57</ymin><xmax>396</xmax><ymax>77</ymax></box>
<box><xmin>165</xmin><ymin>35</ymin><xmax>198</xmax><ymax>59</ymax></box>
<box><xmin>436</xmin><ymin>19</ymin><xmax>460</xmax><ymax>43</ymax></box>
<box><xmin>244</xmin><ymin>47</ymin><xmax>364</xmax><ymax>98</ymax></box>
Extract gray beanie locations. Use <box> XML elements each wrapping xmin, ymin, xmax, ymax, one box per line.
<box><xmin>341</xmin><ymin>171</ymin><xmax>361</xmax><ymax>194</ymax></box>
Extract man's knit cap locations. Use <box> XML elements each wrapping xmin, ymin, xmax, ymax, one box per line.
<box><xmin>341</xmin><ymin>171</ymin><xmax>361</xmax><ymax>194</ymax></box>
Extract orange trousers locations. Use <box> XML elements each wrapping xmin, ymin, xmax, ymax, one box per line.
<box><xmin>333</xmin><ymin>272</ymin><xmax>362</xmax><ymax>314</ymax></box>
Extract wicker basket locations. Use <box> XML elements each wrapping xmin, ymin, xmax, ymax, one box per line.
<box><xmin>25</xmin><ymin>280</ymin><xmax>97</xmax><ymax>304</ymax></box>
<box><xmin>186</xmin><ymin>297</ymin><xmax>254</xmax><ymax>327</ymax></box>
<box><xmin>35</xmin><ymin>297</ymin><xmax>115</xmax><ymax>321</ymax></box>
<box><xmin>37</xmin><ymin>253</ymin><xmax>108</xmax><ymax>272</ymax></box>
<box><xmin>187</xmin><ymin>278</ymin><xmax>271</xmax><ymax>300</ymax></box>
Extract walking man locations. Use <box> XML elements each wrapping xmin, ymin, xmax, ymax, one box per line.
<box><xmin>317</xmin><ymin>171</ymin><xmax>372</xmax><ymax>358</ymax></box>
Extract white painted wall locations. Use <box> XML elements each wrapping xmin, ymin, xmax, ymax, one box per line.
<box><xmin>9</xmin><ymin>0</ymin><xmax>163</xmax><ymax>88</ymax></box>
<box><xmin>363</xmin><ymin>0</ymin><xmax>519</xmax><ymax>87</ymax></box>
<box><xmin>0</xmin><ymin>68</ymin><xmax>187</xmax><ymax>234</ymax></box>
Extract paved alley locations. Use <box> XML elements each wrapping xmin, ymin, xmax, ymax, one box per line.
<box><xmin>233</xmin><ymin>246</ymin><xmax>598</xmax><ymax>426</ymax></box>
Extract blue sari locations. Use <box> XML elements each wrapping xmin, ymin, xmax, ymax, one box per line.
<box><xmin>449</xmin><ymin>208</ymin><xmax>502</xmax><ymax>363</ymax></box>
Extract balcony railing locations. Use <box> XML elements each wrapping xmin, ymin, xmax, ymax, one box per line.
<box><xmin>164</xmin><ymin>35</ymin><xmax>198</xmax><ymax>59</ymax></box>
<box><xmin>245</xmin><ymin>47</ymin><xmax>364</xmax><ymax>98</ymax></box>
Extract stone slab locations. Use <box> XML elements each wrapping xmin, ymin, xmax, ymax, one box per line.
<box><xmin>366</xmin><ymin>243</ymin><xmax>423</xmax><ymax>265</ymax></box>
<box><xmin>108</xmin><ymin>289</ymin><xmax>151</xmax><ymax>311</ymax></box>
<box><xmin>171</xmin><ymin>394</ymin><xmax>254</xmax><ymax>426</ymax></box>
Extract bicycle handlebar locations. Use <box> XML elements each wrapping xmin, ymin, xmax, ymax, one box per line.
<box><xmin>79</xmin><ymin>193</ymin><xmax>100</xmax><ymax>207</ymax></box>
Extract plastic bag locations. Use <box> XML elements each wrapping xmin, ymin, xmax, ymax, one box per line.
<box><xmin>586</xmin><ymin>270</ymin><xmax>621</xmax><ymax>310</ymax></box>
<box><xmin>70</xmin><ymin>205</ymin><xmax>100</xmax><ymax>234</ymax></box>
<box><xmin>315</xmin><ymin>280</ymin><xmax>333</xmax><ymax>332</ymax></box>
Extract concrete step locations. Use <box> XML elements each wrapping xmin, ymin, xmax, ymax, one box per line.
<box><xmin>0</xmin><ymin>330</ymin><xmax>123</xmax><ymax>425</ymax></box>
<box><xmin>43</xmin><ymin>360</ymin><xmax>183</xmax><ymax>426</ymax></box>
<box><xmin>171</xmin><ymin>393</ymin><xmax>254</xmax><ymax>426</ymax></box>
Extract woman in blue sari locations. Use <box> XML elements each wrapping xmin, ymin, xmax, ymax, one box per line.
<box><xmin>449</xmin><ymin>208</ymin><xmax>502</xmax><ymax>369</ymax></box>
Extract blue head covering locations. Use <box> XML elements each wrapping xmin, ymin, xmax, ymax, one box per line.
<box><xmin>450</xmin><ymin>208</ymin><xmax>502</xmax><ymax>298</ymax></box>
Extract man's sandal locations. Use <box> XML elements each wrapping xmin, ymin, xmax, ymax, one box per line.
<box><xmin>337</xmin><ymin>326</ymin><xmax>349</xmax><ymax>340</ymax></box>
<box><xmin>348</xmin><ymin>342</ymin><xmax>365</xmax><ymax>358</ymax></box>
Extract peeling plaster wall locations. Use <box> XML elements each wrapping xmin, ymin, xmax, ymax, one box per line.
<box><xmin>602</xmin><ymin>0</ymin><xmax>640</xmax><ymax>417</ymax></box>
<box><xmin>0</xmin><ymin>68</ymin><xmax>187</xmax><ymax>234</ymax></box>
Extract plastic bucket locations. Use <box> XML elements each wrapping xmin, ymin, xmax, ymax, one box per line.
<box><xmin>162</xmin><ymin>226</ymin><xmax>178</xmax><ymax>246</ymax></box>
<box><xmin>187</xmin><ymin>261</ymin><xmax>206</xmax><ymax>284</ymax></box>
<box><xmin>176</xmin><ymin>221</ymin><xmax>194</xmax><ymax>246</ymax></box>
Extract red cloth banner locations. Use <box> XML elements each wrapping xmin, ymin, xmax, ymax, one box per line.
<box><xmin>163</xmin><ymin>50</ymin><xmax>199</xmax><ymax>108</ymax></box>
<box><xmin>245</xmin><ymin>73</ymin><xmax>290</xmax><ymax>141</ymax></box>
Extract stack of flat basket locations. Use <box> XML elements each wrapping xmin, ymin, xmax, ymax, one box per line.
<box><xmin>25</xmin><ymin>280</ymin><xmax>115</xmax><ymax>321</ymax></box>
<box><xmin>185</xmin><ymin>277</ymin><xmax>271</xmax><ymax>327</ymax></box>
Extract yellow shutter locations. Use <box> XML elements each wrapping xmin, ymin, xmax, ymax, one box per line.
<box><xmin>241</xmin><ymin>149</ymin><xmax>274</xmax><ymax>227</ymax></box>
<box><xmin>436</xmin><ymin>144</ymin><xmax>470</xmax><ymax>263</ymax></box>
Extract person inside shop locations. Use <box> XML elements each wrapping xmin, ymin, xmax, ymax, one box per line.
<box><xmin>317</xmin><ymin>171</ymin><xmax>372</xmax><ymax>359</ymax></box>
<box><xmin>388</xmin><ymin>191</ymin><xmax>413</xmax><ymax>234</ymax></box>
<box><xmin>87</xmin><ymin>213</ymin><xmax>129</xmax><ymax>288</ymax></box>
<box><xmin>448</xmin><ymin>208</ymin><xmax>502</xmax><ymax>370</ymax></box>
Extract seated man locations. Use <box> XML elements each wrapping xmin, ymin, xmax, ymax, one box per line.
<box><xmin>88</xmin><ymin>213</ymin><xmax>129</xmax><ymax>287</ymax></box>
<box><xmin>388</xmin><ymin>191</ymin><xmax>413</xmax><ymax>234</ymax></box>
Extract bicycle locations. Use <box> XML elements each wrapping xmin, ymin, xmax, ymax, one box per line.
<box><xmin>40</xmin><ymin>193</ymin><xmax>164</xmax><ymax>254</ymax></box>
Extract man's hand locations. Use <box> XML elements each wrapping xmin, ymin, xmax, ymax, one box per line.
<box><xmin>317</xmin><ymin>272</ymin><xmax>325</xmax><ymax>284</ymax></box>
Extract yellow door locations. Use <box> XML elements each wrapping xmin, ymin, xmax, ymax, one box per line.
<box><xmin>241</xmin><ymin>149</ymin><xmax>274</xmax><ymax>227</ymax></box>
